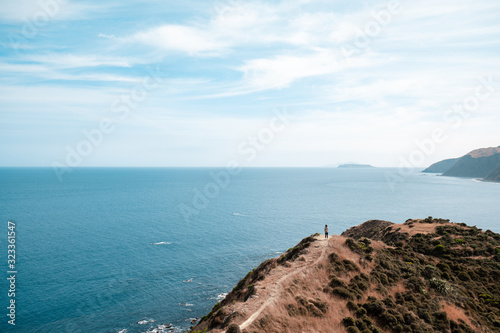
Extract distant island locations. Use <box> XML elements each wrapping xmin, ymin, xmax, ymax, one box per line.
<box><xmin>190</xmin><ymin>218</ymin><xmax>500</xmax><ymax>333</ymax></box>
<box><xmin>423</xmin><ymin>145</ymin><xmax>500</xmax><ymax>182</ymax></box>
<box><xmin>338</xmin><ymin>164</ymin><xmax>375</xmax><ymax>168</ymax></box>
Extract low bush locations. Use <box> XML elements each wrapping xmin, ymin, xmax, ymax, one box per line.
<box><xmin>332</xmin><ymin>287</ymin><xmax>354</xmax><ymax>300</ymax></box>
<box><xmin>225</xmin><ymin>324</ymin><xmax>241</xmax><ymax>333</ymax></box>
<box><xmin>342</xmin><ymin>316</ymin><xmax>356</xmax><ymax>327</ymax></box>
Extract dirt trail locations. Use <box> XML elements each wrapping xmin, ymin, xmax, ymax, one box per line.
<box><xmin>239</xmin><ymin>235</ymin><xmax>330</xmax><ymax>331</ymax></box>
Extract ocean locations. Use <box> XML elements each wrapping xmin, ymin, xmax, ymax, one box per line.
<box><xmin>0</xmin><ymin>167</ymin><xmax>499</xmax><ymax>332</ymax></box>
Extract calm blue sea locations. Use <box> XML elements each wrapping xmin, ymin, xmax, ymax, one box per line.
<box><xmin>0</xmin><ymin>168</ymin><xmax>499</xmax><ymax>332</ymax></box>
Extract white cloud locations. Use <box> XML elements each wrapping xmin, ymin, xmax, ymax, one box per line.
<box><xmin>2</xmin><ymin>0</ymin><xmax>500</xmax><ymax>166</ymax></box>
<box><xmin>0</xmin><ymin>0</ymin><xmax>108</xmax><ymax>22</ymax></box>
<box><xmin>25</xmin><ymin>54</ymin><xmax>132</xmax><ymax>68</ymax></box>
<box><xmin>0</xmin><ymin>61</ymin><xmax>140</xmax><ymax>83</ymax></box>
<box><xmin>237</xmin><ymin>50</ymin><xmax>339</xmax><ymax>89</ymax></box>
<box><xmin>130</xmin><ymin>25</ymin><xmax>228</xmax><ymax>55</ymax></box>
<box><xmin>125</xmin><ymin>1</ymin><xmax>338</xmax><ymax>55</ymax></box>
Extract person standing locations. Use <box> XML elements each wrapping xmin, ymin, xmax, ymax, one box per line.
<box><xmin>324</xmin><ymin>224</ymin><xmax>329</xmax><ymax>239</ymax></box>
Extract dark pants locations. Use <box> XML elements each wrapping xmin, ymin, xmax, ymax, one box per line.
<box><xmin>325</xmin><ymin>233</ymin><xmax>328</xmax><ymax>239</ymax></box>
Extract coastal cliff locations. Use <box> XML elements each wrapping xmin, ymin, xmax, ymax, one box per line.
<box><xmin>422</xmin><ymin>158</ymin><xmax>460</xmax><ymax>173</ymax></box>
<box><xmin>443</xmin><ymin>147</ymin><xmax>500</xmax><ymax>178</ymax></box>
<box><xmin>423</xmin><ymin>146</ymin><xmax>500</xmax><ymax>181</ymax></box>
<box><xmin>190</xmin><ymin>218</ymin><xmax>500</xmax><ymax>333</ymax></box>
<box><xmin>485</xmin><ymin>166</ymin><xmax>500</xmax><ymax>182</ymax></box>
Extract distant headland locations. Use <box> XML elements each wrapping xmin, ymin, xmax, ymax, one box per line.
<box><xmin>423</xmin><ymin>145</ymin><xmax>500</xmax><ymax>182</ymax></box>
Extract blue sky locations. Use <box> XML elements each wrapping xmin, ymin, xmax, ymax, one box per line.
<box><xmin>1</xmin><ymin>0</ymin><xmax>499</xmax><ymax>167</ymax></box>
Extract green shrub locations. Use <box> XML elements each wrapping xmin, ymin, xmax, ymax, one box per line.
<box><xmin>478</xmin><ymin>294</ymin><xmax>493</xmax><ymax>302</ymax></box>
<box><xmin>342</xmin><ymin>316</ymin><xmax>356</xmax><ymax>327</ymax></box>
<box><xmin>347</xmin><ymin>326</ymin><xmax>361</xmax><ymax>333</ymax></box>
<box><xmin>418</xmin><ymin>309</ymin><xmax>432</xmax><ymax>323</ymax></box>
<box><xmin>436</xmin><ymin>262</ymin><xmax>450</xmax><ymax>272</ymax></box>
<box><xmin>458</xmin><ymin>271</ymin><xmax>471</xmax><ymax>282</ymax></box>
<box><xmin>346</xmin><ymin>238</ymin><xmax>357</xmax><ymax>249</ymax></box>
<box><xmin>433</xmin><ymin>244</ymin><xmax>446</xmax><ymax>255</ymax></box>
<box><xmin>363</xmin><ymin>300</ymin><xmax>386</xmax><ymax>315</ymax></box>
<box><xmin>330</xmin><ymin>276</ymin><xmax>346</xmax><ymax>288</ymax></box>
<box><xmin>329</xmin><ymin>252</ymin><xmax>339</xmax><ymax>262</ymax></box>
<box><xmin>380</xmin><ymin>311</ymin><xmax>397</xmax><ymax>325</ymax></box>
<box><xmin>226</xmin><ymin>323</ymin><xmax>241</xmax><ymax>333</ymax></box>
<box><xmin>355</xmin><ymin>318</ymin><xmax>367</xmax><ymax>330</ymax></box>
<box><xmin>422</xmin><ymin>265</ymin><xmax>437</xmax><ymax>279</ymax></box>
<box><xmin>429</xmin><ymin>277</ymin><xmax>453</xmax><ymax>295</ymax></box>
<box><xmin>332</xmin><ymin>287</ymin><xmax>354</xmax><ymax>300</ymax></box>
<box><xmin>360</xmin><ymin>237</ymin><xmax>372</xmax><ymax>245</ymax></box>
<box><xmin>347</xmin><ymin>300</ymin><xmax>358</xmax><ymax>311</ymax></box>
<box><xmin>356</xmin><ymin>307</ymin><xmax>367</xmax><ymax>318</ymax></box>
<box><xmin>432</xmin><ymin>311</ymin><xmax>449</xmax><ymax>331</ymax></box>
<box><xmin>350</xmin><ymin>274</ymin><xmax>371</xmax><ymax>292</ymax></box>
<box><xmin>343</xmin><ymin>259</ymin><xmax>360</xmax><ymax>272</ymax></box>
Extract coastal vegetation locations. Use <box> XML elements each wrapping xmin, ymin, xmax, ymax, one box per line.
<box><xmin>190</xmin><ymin>218</ymin><xmax>500</xmax><ymax>333</ymax></box>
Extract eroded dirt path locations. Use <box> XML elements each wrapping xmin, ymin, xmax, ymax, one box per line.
<box><xmin>239</xmin><ymin>235</ymin><xmax>330</xmax><ymax>330</ymax></box>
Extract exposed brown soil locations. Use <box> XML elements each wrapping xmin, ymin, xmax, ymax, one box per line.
<box><xmin>192</xmin><ymin>218</ymin><xmax>500</xmax><ymax>333</ymax></box>
<box><xmin>467</xmin><ymin>147</ymin><xmax>500</xmax><ymax>158</ymax></box>
<box><xmin>194</xmin><ymin>235</ymin><xmax>377</xmax><ymax>333</ymax></box>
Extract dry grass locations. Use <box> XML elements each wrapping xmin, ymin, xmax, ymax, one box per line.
<box><xmin>440</xmin><ymin>301</ymin><xmax>474</xmax><ymax>329</ymax></box>
<box><xmin>391</xmin><ymin>222</ymin><xmax>438</xmax><ymax>236</ymax></box>
<box><xmin>199</xmin><ymin>221</ymin><xmax>500</xmax><ymax>333</ymax></box>
<box><xmin>387</xmin><ymin>282</ymin><xmax>406</xmax><ymax>298</ymax></box>
<box><xmin>467</xmin><ymin>146</ymin><xmax>500</xmax><ymax>158</ymax></box>
<box><xmin>215</xmin><ymin>235</ymin><xmax>382</xmax><ymax>333</ymax></box>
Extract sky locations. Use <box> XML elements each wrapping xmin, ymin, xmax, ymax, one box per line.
<box><xmin>0</xmin><ymin>0</ymin><xmax>499</xmax><ymax>167</ymax></box>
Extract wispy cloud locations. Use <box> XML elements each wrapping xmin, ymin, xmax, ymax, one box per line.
<box><xmin>237</xmin><ymin>49</ymin><xmax>341</xmax><ymax>90</ymax></box>
<box><xmin>0</xmin><ymin>60</ymin><xmax>139</xmax><ymax>84</ymax></box>
<box><xmin>1</xmin><ymin>0</ymin><xmax>499</xmax><ymax>166</ymax></box>
<box><xmin>0</xmin><ymin>0</ymin><xmax>110</xmax><ymax>22</ymax></box>
<box><xmin>26</xmin><ymin>54</ymin><xmax>132</xmax><ymax>69</ymax></box>
<box><xmin>129</xmin><ymin>25</ymin><xmax>229</xmax><ymax>56</ymax></box>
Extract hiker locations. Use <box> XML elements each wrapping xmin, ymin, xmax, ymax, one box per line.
<box><xmin>324</xmin><ymin>224</ymin><xmax>329</xmax><ymax>239</ymax></box>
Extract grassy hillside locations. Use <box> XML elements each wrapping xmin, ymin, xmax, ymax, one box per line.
<box><xmin>191</xmin><ymin>218</ymin><xmax>500</xmax><ymax>333</ymax></box>
<box><xmin>485</xmin><ymin>166</ymin><xmax>500</xmax><ymax>182</ymax></box>
<box><xmin>422</xmin><ymin>158</ymin><xmax>459</xmax><ymax>173</ymax></box>
<box><xmin>442</xmin><ymin>147</ymin><xmax>500</xmax><ymax>178</ymax></box>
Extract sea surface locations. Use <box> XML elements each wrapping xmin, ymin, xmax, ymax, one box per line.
<box><xmin>0</xmin><ymin>167</ymin><xmax>499</xmax><ymax>332</ymax></box>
